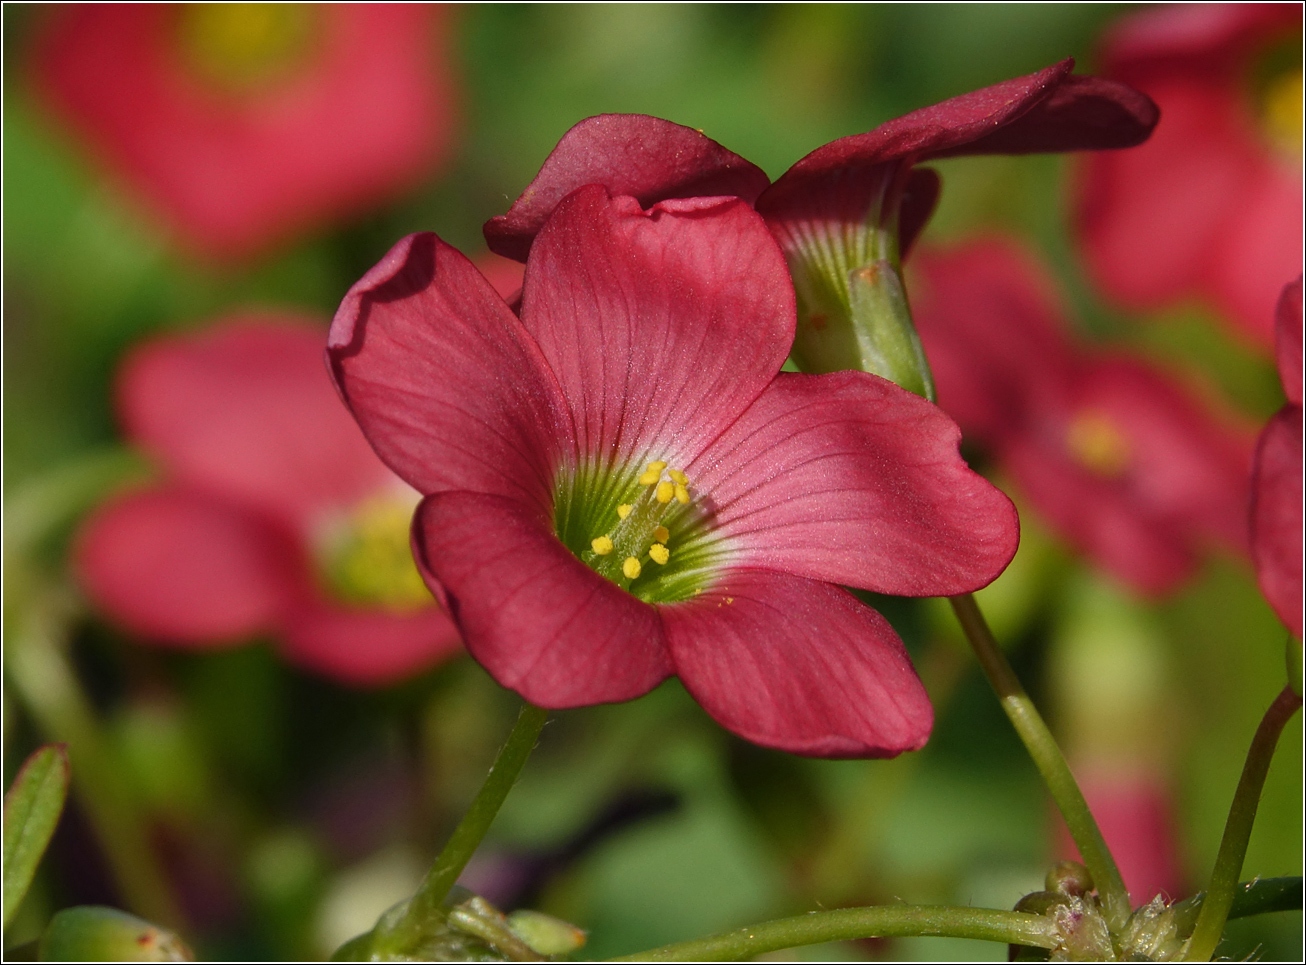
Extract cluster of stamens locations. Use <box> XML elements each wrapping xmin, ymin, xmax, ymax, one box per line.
<box><xmin>584</xmin><ymin>460</ymin><xmax>692</xmax><ymax>584</ymax></box>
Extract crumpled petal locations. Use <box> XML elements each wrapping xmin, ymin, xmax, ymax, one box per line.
<box><xmin>412</xmin><ymin>491</ymin><xmax>673</xmax><ymax>707</ymax></box>
<box><xmin>120</xmin><ymin>316</ymin><xmax>390</xmax><ymax>532</ymax></box>
<box><xmin>74</xmin><ymin>486</ymin><xmax>296</xmax><ymax>646</ymax></box>
<box><xmin>1251</xmin><ymin>405</ymin><xmax>1304</xmax><ymax>638</ymax></box>
<box><xmin>520</xmin><ymin>186</ymin><xmax>794</xmax><ymax>472</ymax></box>
<box><xmin>279</xmin><ymin>600</ymin><xmax>463</xmax><ymax>688</ymax></box>
<box><xmin>329</xmin><ymin>232</ymin><xmax>570</xmax><ymax>514</ymax></box>
<box><xmin>691</xmin><ymin>371</ymin><xmax>1018</xmax><ymax>597</ymax></box>
<box><xmin>484</xmin><ymin>114</ymin><xmax>770</xmax><ymax>262</ymax></box>
<box><xmin>663</xmin><ymin>570</ymin><xmax>932</xmax><ymax>757</ymax></box>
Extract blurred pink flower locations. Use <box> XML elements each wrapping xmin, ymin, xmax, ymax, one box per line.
<box><xmin>1251</xmin><ymin>277</ymin><xmax>1303</xmax><ymax>637</ymax></box>
<box><xmin>75</xmin><ymin>315</ymin><xmax>461</xmax><ymax>686</ymax></box>
<box><xmin>1076</xmin><ymin>3</ymin><xmax>1302</xmax><ymax>348</ymax></box>
<box><xmin>910</xmin><ymin>238</ymin><xmax>1255</xmax><ymax>597</ymax></box>
<box><xmin>33</xmin><ymin>4</ymin><xmax>457</xmax><ymax>261</ymax></box>
<box><xmin>328</xmin><ymin>186</ymin><xmax>1020</xmax><ymax>757</ymax></box>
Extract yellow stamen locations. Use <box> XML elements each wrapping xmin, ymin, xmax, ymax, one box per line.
<box><xmin>1264</xmin><ymin>68</ymin><xmax>1303</xmax><ymax>158</ymax></box>
<box><xmin>617</xmin><ymin>503</ymin><xmax>632</xmax><ymax>519</ymax></box>
<box><xmin>653</xmin><ymin>526</ymin><xmax>670</xmax><ymax>543</ymax></box>
<box><xmin>668</xmin><ymin>468</ymin><xmax>688</xmax><ymax>485</ymax></box>
<box><xmin>673</xmin><ymin>484</ymin><xmax>690</xmax><ymax>504</ymax></box>
<box><xmin>655</xmin><ymin>481</ymin><xmax>674</xmax><ymax>503</ymax></box>
<box><xmin>638</xmin><ymin>469</ymin><xmax>661</xmax><ymax>485</ymax></box>
<box><xmin>1065</xmin><ymin>410</ymin><xmax>1131</xmax><ymax>477</ymax></box>
<box><xmin>591</xmin><ymin>535</ymin><xmax>614</xmax><ymax>556</ymax></box>
<box><xmin>649</xmin><ymin>544</ymin><xmax>670</xmax><ymax>565</ymax></box>
<box><xmin>647</xmin><ymin>460</ymin><xmax>667</xmax><ymax>473</ymax></box>
<box><xmin>622</xmin><ymin>557</ymin><xmax>642</xmax><ymax>579</ymax></box>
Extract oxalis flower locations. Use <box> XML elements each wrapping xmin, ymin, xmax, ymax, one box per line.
<box><xmin>483</xmin><ymin>58</ymin><xmax>1157</xmax><ymax>391</ymax></box>
<box><xmin>329</xmin><ymin>186</ymin><xmax>1019</xmax><ymax>757</ymax></box>
<box><xmin>76</xmin><ymin>315</ymin><xmax>461</xmax><ymax>686</ymax></box>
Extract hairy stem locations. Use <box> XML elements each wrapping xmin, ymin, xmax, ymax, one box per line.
<box><xmin>949</xmin><ymin>593</ymin><xmax>1130</xmax><ymax>931</ymax></box>
<box><xmin>377</xmin><ymin>701</ymin><xmax>549</xmax><ymax>954</ymax></box>
<box><xmin>610</xmin><ymin>904</ymin><xmax>1055</xmax><ymax>961</ymax></box>
<box><xmin>1180</xmin><ymin>686</ymin><xmax>1302</xmax><ymax>961</ymax></box>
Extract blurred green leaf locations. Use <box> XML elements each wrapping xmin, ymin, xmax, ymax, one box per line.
<box><xmin>2</xmin><ymin>743</ymin><xmax>70</xmax><ymax>927</ymax></box>
<box><xmin>37</xmin><ymin>906</ymin><xmax>192</xmax><ymax>962</ymax></box>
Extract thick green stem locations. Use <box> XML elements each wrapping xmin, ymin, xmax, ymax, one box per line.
<box><xmin>949</xmin><ymin>593</ymin><xmax>1130</xmax><ymax>931</ymax></box>
<box><xmin>6</xmin><ymin>589</ymin><xmax>183</xmax><ymax>928</ymax></box>
<box><xmin>377</xmin><ymin>701</ymin><xmax>549</xmax><ymax>954</ymax></box>
<box><xmin>610</xmin><ymin>904</ymin><xmax>1055</xmax><ymax>961</ymax></box>
<box><xmin>1180</xmin><ymin>686</ymin><xmax>1302</xmax><ymax>962</ymax></box>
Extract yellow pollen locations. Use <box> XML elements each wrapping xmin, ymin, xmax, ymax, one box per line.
<box><xmin>622</xmin><ymin>557</ymin><xmax>642</xmax><ymax>579</ymax></box>
<box><xmin>1264</xmin><ymin>68</ymin><xmax>1303</xmax><ymax>158</ymax></box>
<box><xmin>673</xmin><ymin>484</ymin><xmax>690</xmax><ymax>504</ymax></box>
<box><xmin>668</xmin><ymin>468</ymin><xmax>688</xmax><ymax>485</ymax></box>
<box><xmin>649</xmin><ymin>543</ymin><xmax>670</xmax><ymax>565</ymax></box>
<box><xmin>638</xmin><ymin>469</ymin><xmax>661</xmax><ymax>485</ymax></box>
<box><xmin>653</xmin><ymin>525</ymin><xmax>670</xmax><ymax>543</ymax></box>
<box><xmin>1066</xmin><ymin>410</ymin><xmax>1131</xmax><ymax>477</ymax></box>
<box><xmin>655</xmin><ymin>481</ymin><xmax>675</xmax><ymax>503</ymax></box>
<box><xmin>591</xmin><ymin>535</ymin><xmax>614</xmax><ymax>556</ymax></box>
<box><xmin>647</xmin><ymin>460</ymin><xmax>667</xmax><ymax>472</ymax></box>
<box><xmin>616</xmin><ymin>503</ymin><xmax>632</xmax><ymax>519</ymax></box>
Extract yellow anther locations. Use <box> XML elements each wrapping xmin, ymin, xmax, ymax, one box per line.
<box><xmin>622</xmin><ymin>557</ymin><xmax>642</xmax><ymax>579</ymax></box>
<box><xmin>591</xmin><ymin>535</ymin><xmax>614</xmax><ymax>556</ymax></box>
<box><xmin>653</xmin><ymin>525</ymin><xmax>670</xmax><ymax>543</ymax></box>
<box><xmin>638</xmin><ymin>469</ymin><xmax>661</xmax><ymax>485</ymax></box>
<box><xmin>647</xmin><ymin>461</ymin><xmax>668</xmax><ymax>473</ymax></box>
<box><xmin>668</xmin><ymin>468</ymin><xmax>688</xmax><ymax>485</ymax></box>
<box><xmin>649</xmin><ymin>544</ymin><xmax>670</xmax><ymax>565</ymax></box>
<box><xmin>616</xmin><ymin>503</ymin><xmax>632</xmax><ymax>519</ymax></box>
<box><xmin>673</xmin><ymin>484</ymin><xmax>690</xmax><ymax>504</ymax></box>
<box><xmin>655</xmin><ymin>481</ymin><xmax>674</xmax><ymax>503</ymax></box>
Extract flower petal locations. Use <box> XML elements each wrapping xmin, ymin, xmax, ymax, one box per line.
<box><xmin>1275</xmin><ymin>278</ymin><xmax>1303</xmax><ymax>408</ymax></box>
<box><xmin>692</xmin><ymin>371</ymin><xmax>1018</xmax><ymax>597</ymax></box>
<box><xmin>329</xmin><ymin>232</ymin><xmax>570</xmax><ymax>512</ymax></box>
<box><xmin>519</xmin><ymin>186</ymin><xmax>794</xmax><ymax>471</ymax></box>
<box><xmin>484</xmin><ymin>114</ymin><xmax>770</xmax><ymax>262</ymax></box>
<box><xmin>74</xmin><ymin>486</ymin><xmax>295</xmax><ymax>647</ymax></box>
<box><xmin>279</xmin><ymin>601</ymin><xmax>462</xmax><ymax>688</ymax></box>
<box><xmin>663</xmin><ymin>571</ymin><xmax>932</xmax><ymax>758</ymax></box>
<box><xmin>758</xmin><ymin>60</ymin><xmax>1155</xmax><ymax>223</ymax></box>
<box><xmin>1251</xmin><ymin>405</ymin><xmax>1303</xmax><ymax>638</ymax></box>
<box><xmin>412</xmin><ymin>491</ymin><xmax>673</xmax><ymax>707</ymax></box>
<box><xmin>120</xmin><ymin>315</ymin><xmax>391</xmax><ymax>531</ymax></box>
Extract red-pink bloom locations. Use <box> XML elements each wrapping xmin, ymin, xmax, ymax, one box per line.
<box><xmin>329</xmin><ymin>186</ymin><xmax>1019</xmax><ymax>757</ymax></box>
<box><xmin>909</xmin><ymin>238</ymin><xmax>1255</xmax><ymax>597</ymax></box>
<box><xmin>33</xmin><ymin>4</ymin><xmax>457</xmax><ymax>261</ymax></box>
<box><xmin>1251</xmin><ymin>278</ymin><xmax>1304</xmax><ymax>636</ymax></box>
<box><xmin>1076</xmin><ymin>3</ymin><xmax>1302</xmax><ymax>348</ymax></box>
<box><xmin>482</xmin><ymin>60</ymin><xmax>1156</xmax><ymax>392</ymax></box>
<box><xmin>75</xmin><ymin>315</ymin><xmax>461</xmax><ymax>686</ymax></box>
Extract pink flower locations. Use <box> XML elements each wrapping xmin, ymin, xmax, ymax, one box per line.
<box><xmin>329</xmin><ymin>186</ymin><xmax>1020</xmax><ymax>757</ymax></box>
<box><xmin>908</xmin><ymin>238</ymin><xmax>1255</xmax><ymax>597</ymax></box>
<box><xmin>1251</xmin><ymin>278</ymin><xmax>1304</xmax><ymax>637</ymax></box>
<box><xmin>1075</xmin><ymin>3</ymin><xmax>1302</xmax><ymax>348</ymax></box>
<box><xmin>75</xmin><ymin>315</ymin><xmax>461</xmax><ymax>686</ymax></box>
<box><xmin>33</xmin><ymin>4</ymin><xmax>457</xmax><ymax>261</ymax></box>
<box><xmin>482</xmin><ymin>59</ymin><xmax>1156</xmax><ymax>392</ymax></box>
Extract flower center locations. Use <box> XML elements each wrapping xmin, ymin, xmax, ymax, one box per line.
<box><xmin>176</xmin><ymin>3</ymin><xmax>317</xmax><ymax>94</ymax></box>
<box><xmin>318</xmin><ymin>493</ymin><xmax>432</xmax><ymax>613</ymax></box>
<box><xmin>553</xmin><ymin>458</ymin><xmax>724</xmax><ymax>604</ymax></box>
<box><xmin>1261</xmin><ymin>68</ymin><xmax>1303</xmax><ymax>160</ymax></box>
<box><xmin>1065</xmin><ymin>410</ymin><xmax>1131</xmax><ymax>478</ymax></box>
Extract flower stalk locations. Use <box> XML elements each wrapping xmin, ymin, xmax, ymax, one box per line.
<box><xmin>1180</xmin><ymin>685</ymin><xmax>1302</xmax><ymax>961</ymax></box>
<box><xmin>369</xmin><ymin>701</ymin><xmax>549</xmax><ymax>957</ymax></box>
<box><xmin>949</xmin><ymin>593</ymin><xmax>1131</xmax><ymax>931</ymax></box>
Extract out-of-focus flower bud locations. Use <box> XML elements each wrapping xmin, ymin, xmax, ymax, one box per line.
<box><xmin>38</xmin><ymin>906</ymin><xmax>193</xmax><ymax>962</ymax></box>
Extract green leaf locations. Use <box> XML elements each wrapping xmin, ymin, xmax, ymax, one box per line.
<box><xmin>3</xmin><ymin>743</ymin><xmax>70</xmax><ymax>927</ymax></box>
<box><xmin>38</xmin><ymin>906</ymin><xmax>192</xmax><ymax>961</ymax></box>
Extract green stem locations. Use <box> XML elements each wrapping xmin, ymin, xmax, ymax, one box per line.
<box><xmin>609</xmin><ymin>904</ymin><xmax>1055</xmax><ymax>961</ymax></box>
<box><xmin>1180</xmin><ymin>686</ymin><xmax>1302</xmax><ymax>962</ymax></box>
<box><xmin>1169</xmin><ymin>876</ymin><xmax>1303</xmax><ymax>937</ymax></box>
<box><xmin>949</xmin><ymin>593</ymin><xmax>1130</xmax><ymax>931</ymax></box>
<box><xmin>377</xmin><ymin>701</ymin><xmax>549</xmax><ymax>954</ymax></box>
<box><xmin>5</xmin><ymin>588</ymin><xmax>183</xmax><ymax>928</ymax></box>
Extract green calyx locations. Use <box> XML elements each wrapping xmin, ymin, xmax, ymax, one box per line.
<box><xmin>553</xmin><ymin>458</ymin><xmax>725</xmax><ymax>604</ymax></box>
